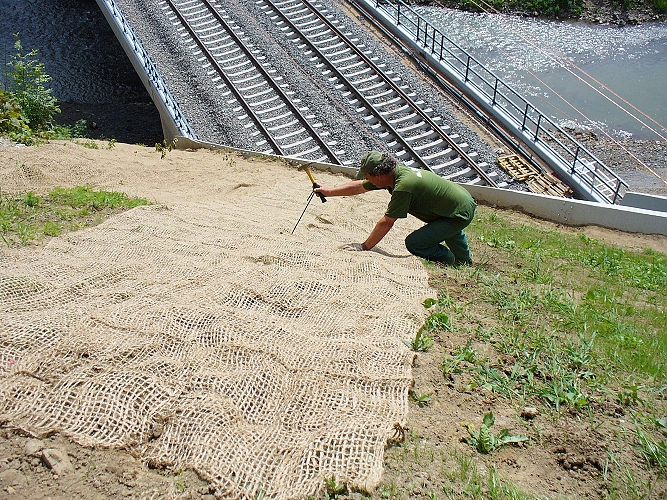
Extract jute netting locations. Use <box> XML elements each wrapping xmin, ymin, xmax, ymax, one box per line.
<box><xmin>0</xmin><ymin>159</ymin><xmax>434</xmax><ymax>498</ymax></box>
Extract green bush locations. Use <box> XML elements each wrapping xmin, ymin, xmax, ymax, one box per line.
<box><xmin>5</xmin><ymin>38</ymin><xmax>60</xmax><ymax>131</ymax></box>
<box><xmin>655</xmin><ymin>0</ymin><xmax>667</xmax><ymax>12</ymax></box>
<box><xmin>0</xmin><ymin>90</ymin><xmax>31</xmax><ymax>141</ymax></box>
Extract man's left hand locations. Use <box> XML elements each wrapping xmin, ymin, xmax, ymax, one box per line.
<box><xmin>340</xmin><ymin>243</ymin><xmax>366</xmax><ymax>252</ymax></box>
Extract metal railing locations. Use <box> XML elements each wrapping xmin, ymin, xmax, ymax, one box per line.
<box><xmin>364</xmin><ymin>0</ymin><xmax>628</xmax><ymax>203</ymax></box>
<box><xmin>96</xmin><ymin>0</ymin><xmax>197</xmax><ymax>140</ymax></box>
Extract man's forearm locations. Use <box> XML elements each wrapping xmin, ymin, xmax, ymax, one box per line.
<box><xmin>316</xmin><ymin>180</ymin><xmax>367</xmax><ymax>197</ymax></box>
<box><xmin>363</xmin><ymin>216</ymin><xmax>396</xmax><ymax>250</ymax></box>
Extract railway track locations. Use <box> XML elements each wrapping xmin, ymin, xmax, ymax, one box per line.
<box><xmin>156</xmin><ymin>0</ymin><xmax>505</xmax><ymax>186</ymax></box>
<box><xmin>257</xmin><ymin>0</ymin><xmax>500</xmax><ymax>186</ymax></box>
<box><xmin>161</xmin><ymin>0</ymin><xmax>343</xmax><ymax>163</ymax></box>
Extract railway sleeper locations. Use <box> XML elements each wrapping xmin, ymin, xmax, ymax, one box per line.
<box><xmin>375</xmin><ymin>96</ymin><xmax>404</xmax><ymax>107</ymax></box>
<box><xmin>227</xmin><ymin>67</ymin><xmax>256</xmax><ymax>79</ymax></box>
<box><xmin>298</xmin><ymin>148</ymin><xmax>329</xmax><ymax>162</ymax></box>
<box><xmin>255</xmin><ymin>103</ymin><xmax>287</xmax><ymax>115</ymax></box>
<box><xmin>357</xmin><ymin>80</ymin><xmax>386</xmax><ymax>93</ymax></box>
<box><xmin>250</xmin><ymin>94</ymin><xmax>281</xmax><ymax>108</ymax></box>
<box><xmin>316</xmin><ymin>41</ymin><xmax>346</xmax><ymax>52</ymax></box>
<box><xmin>281</xmin><ymin>28</ymin><xmax>298</xmax><ymax>38</ymax></box>
<box><xmin>262</xmin><ymin>111</ymin><xmax>293</xmax><ymax>124</ymax></box>
<box><xmin>267</xmin><ymin>118</ymin><xmax>299</xmax><ymax>131</ymax></box>
<box><xmin>443</xmin><ymin>166</ymin><xmax>473</xmax><ymax>180</ymax></box>
<box><xmin>283</xmin><ymin>4</ymin><xmax>308</xmax><ymax>13</ymax></box>
<box><xmin>396</xmin><ymin>121</ymin><xmax>428</xmax><ymax>134</ymax></box>
<box><xmin>344</xmin><ymin>67</ymin><xmax>374</xmax><ymax>78</ymax></box>
<box><xmin>275</xmin><ymin>127</ymin><xmax>307</xmax><ymax>141</ymax></box>
<box><xmin>331</xmin><ymin>53</ymin><xmax>360</xmax><ymax>66</ymax></box>
<box><xmin>423</xmin><ymin>148</ymin><xmax>458</xmax><ymax>162</ymax></box>
<box><xmin>352</xmin><ymin>74</ymin><xmax>382</xmax><ymax>86</ymax></box>
<box><xmin>246</xmin><ymin>87</ymin><xmax>274</xmax><ymax>100</ymax></box>
<box><xmin>294</xmin><ymin>16</ymin><xmax>322</xmax><ymax>27</ymax></box>
<box><xmin>234</xmin><ymin>73</ymin><xmax>263</xmax><ymax>85</ymax></box>
<box><xmin>387</xmin><ymin>112</ymin><xmax>420</xmax><ymax>126</ymax></box>
<box><xmin>209</xmin><ymin>44</ymin><xmax>240</xmax><ymax>56</ymax></box>
<box><xmin>338</xmin><ymin>60</ymin><xmax>367</xmax><ymax>72</ymax></box>
<box><xmin>327</xmin><ymin>47</ymin><xmax>354</xmax><ymax>59</ymax></box>
<box><xmin>237</xmin><ymin>80</ymin><xmax>268</xmax><ymax>92</ymax></box>
<box><xmin>365</xmin><ymin>88</ymin><xmax>395</xmax><ymax>101</ymax></box>
<box><xmin>381</xmin><ymin>104</ymin><xmax>410</xmax><ymax>117</ymax></box>
<box><xmin>301</xmin><ymin>26</ymin><xmax>329</xmax><ymax>38</ymax></box>
<box><xmin>292</xmin><ymin>13</ymin><xmax>317</xmax><ymax>23</ymax></box>
<box><xmin>282</xmin><ymin>136</ymin><xmax>315</xmax><ymax>150</ymax></box>
<box><xmin>412</xmin><ymin>138</ymin><xmax>444</xmax><ymax>152</ymax></box>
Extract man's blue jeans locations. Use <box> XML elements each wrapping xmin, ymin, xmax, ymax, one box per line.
<box><xmin>404</xmin><ymin>206</ymin><xmax>476</xmax><ymax>265</ymax></box>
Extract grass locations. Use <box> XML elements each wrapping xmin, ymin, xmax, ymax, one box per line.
<box><xmin>378</xmin><ymin>206</ymin><xmax>666</xmax><ymax>499</ymax></box>
<box><xmin>0</xmin><ymin>185</ymin><xmax>150</xmax><ymax>246</ymax></box>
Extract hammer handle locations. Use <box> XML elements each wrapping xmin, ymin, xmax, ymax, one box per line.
<box><xmin>313</xmin><ymin>183</ymin><xmax>327</xmax><ymax>203</ymax></box>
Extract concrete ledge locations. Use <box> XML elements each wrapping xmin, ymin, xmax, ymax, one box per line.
<box><xmin>463</xmin><ymin>185</ymin><xmax>667</xmax><ymax>236</ymax></box>
<box><xmin>620</xmin><ymin>192</ymin><xmax>667</xmax><ymax>213</ymax></box>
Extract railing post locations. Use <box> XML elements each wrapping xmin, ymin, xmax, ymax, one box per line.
<box><xmin>534</xmin><ymin>114</ymin><xmax>542</xmax><ymax>141</ymax></box>
<box><xmin>521</xmin><ymin>102</ymin><xmax>529</xmax><ymax>131</ymax></box>
<box><xmin>612</xmin><ymin>181</ymin><xmax>621</xmax><ymax>204</ymax></box>
<box><xmin>572</xmin><ymin>146</ymin><xmax>580</xmax><ymax>175</ymax></box>
<box><xmin>416</xmin><ymin>17</ymin><xmax>420</xmax><ymax>42</ymax></box>
<box><xmin>464</xmin><ymin>56</ymin><xmax>470</xmax><ymax>82</ymax></box>
<box><xmin>492</xmin><ymin>79</ymin><xmax>498</xmax><ymax>105</ymax></box>
<box><xmin>439</xmin><ymin>35</ymin><xmax>443</xmax><ymax>60</ymax></box>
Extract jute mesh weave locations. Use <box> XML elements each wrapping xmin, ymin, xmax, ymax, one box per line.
<box><xmin>0</xmin><ymin>183</ymin><xmax>432</xmax><ymax>498</ymax></box>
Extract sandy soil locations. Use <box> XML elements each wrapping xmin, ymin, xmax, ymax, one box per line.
<box><xmin>0</xmin><ymin>139</ymin><xmax>665</xmax><ymax>499</ymax></box>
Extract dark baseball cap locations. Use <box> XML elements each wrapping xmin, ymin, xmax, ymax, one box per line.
<box><xmin>356</xmin><ymin>151</ymin><xmax>384</xmax><ymax>180</ymax></box>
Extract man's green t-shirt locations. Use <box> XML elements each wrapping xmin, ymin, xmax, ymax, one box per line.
<box><xmin>362</xmin><ymin>164</ymin><xmax>476</xmax><ymax>223</ymax></box>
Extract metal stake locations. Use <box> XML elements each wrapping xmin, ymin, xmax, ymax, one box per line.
<box><xmin>291</xmin><ymin>192</ymin><xmax>315</xmax><ymax>234</ymax></box>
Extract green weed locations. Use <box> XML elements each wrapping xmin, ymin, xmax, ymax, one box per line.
<box><xmin>634</xmin><ymin>422</ymin><xmax>667</xmax><ymax>474</ymax></box>
<box><xmin>441</xmin><ymin>339</ymin><xmax>477</xmax><ymax>376</ymax></box>
<box><xmin>156</xmin><ymin>138</ymin><xmax>178</xmax><ymax>159</ymax></box>
<box><xmin>462</xmin><ymin>412</ymin><xmax>528</xmax><ymax>454</ymax></box>
<box><xmin>323</xmin><ymin>475</ymin><xmax>347</xmax><ymax>499</ymax></box>
<box><xmin>409</xmin><ymin>391</ymin><xmax>433</xmax><ymax>407</ymax></box>
<box><xmin>0</xmin><ymin>186</ymin><xmax>149</xmax><ymax>246</ymax></box>
<box><xmin>405</xmin><ymin>328</ymin><xmax>434</xmax><ymax>352</ymax></box>
<box><xmin>441</xmin><ymin>447</ymin><xmax>536</xmax><ymax>499</ymax></box>
<box><xmin>74</xmin><ymin>139</ymin><xmax>99</xmax><ymax>149</ymax></box>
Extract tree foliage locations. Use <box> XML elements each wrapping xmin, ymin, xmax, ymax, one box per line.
<box><xmin>1</xmin><ymin>35</ymin><xmax>63</xmax><ymax>143</ymax></box>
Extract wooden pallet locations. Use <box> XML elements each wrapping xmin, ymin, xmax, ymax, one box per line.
<box><xmin>496</xmin><ymin>154</ymin><xmax>540</xmax><ymax>181</ymax></box>
<box><xmin>527</xmin><ymin>173</ymin><xmax>573</xmax><ymax>198</ymax></box>
<box><xmin>497</xmin><ymin>154</ymin><xmax>573</xmax><ymax>198</ymax></box>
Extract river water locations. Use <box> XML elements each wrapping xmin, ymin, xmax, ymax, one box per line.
<box><xmin>0</xmin><ymin>0</ymin><xmax>162</xmax><ymax>144</ymax></box>
<box><xmin>1</xmin><ymin>1</ymin><xmax>666</xmax><ymax>143</ymax></box>
<box><xmin>414</xmin><ymin>6</ymin><xmax>667</xmax><ymax>140</ymax></box>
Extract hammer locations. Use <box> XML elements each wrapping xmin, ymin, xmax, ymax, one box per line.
<box><xmin>298</xmin><ymin>163</ymin><xmax>326</xmax><ymax>203</ymax></box>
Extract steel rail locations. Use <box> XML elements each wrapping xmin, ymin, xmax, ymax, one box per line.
<box><xmin>164</xmin><ymin>0</ymin><xmax>343</xmax><ymax>163</ymax></box>
<box><xmin>267</xmin><ymin>0</ymin><xmax>498</xmax><ymax>186</ymax></box>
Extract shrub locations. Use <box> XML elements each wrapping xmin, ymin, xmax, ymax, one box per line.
<box><xmin>4</xmin><ymin>38</ymin><xmax>60</xmax><ymax>131</ymax></box>
<box><xmin>655</xmin><ymin>0</ymin><xmax>667</xmax><ymax>12</ymax></box>
<box><xmin>0</xmin><ymin>90</ymin><xmax>30</xmax><ymax>139</ymax></box>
